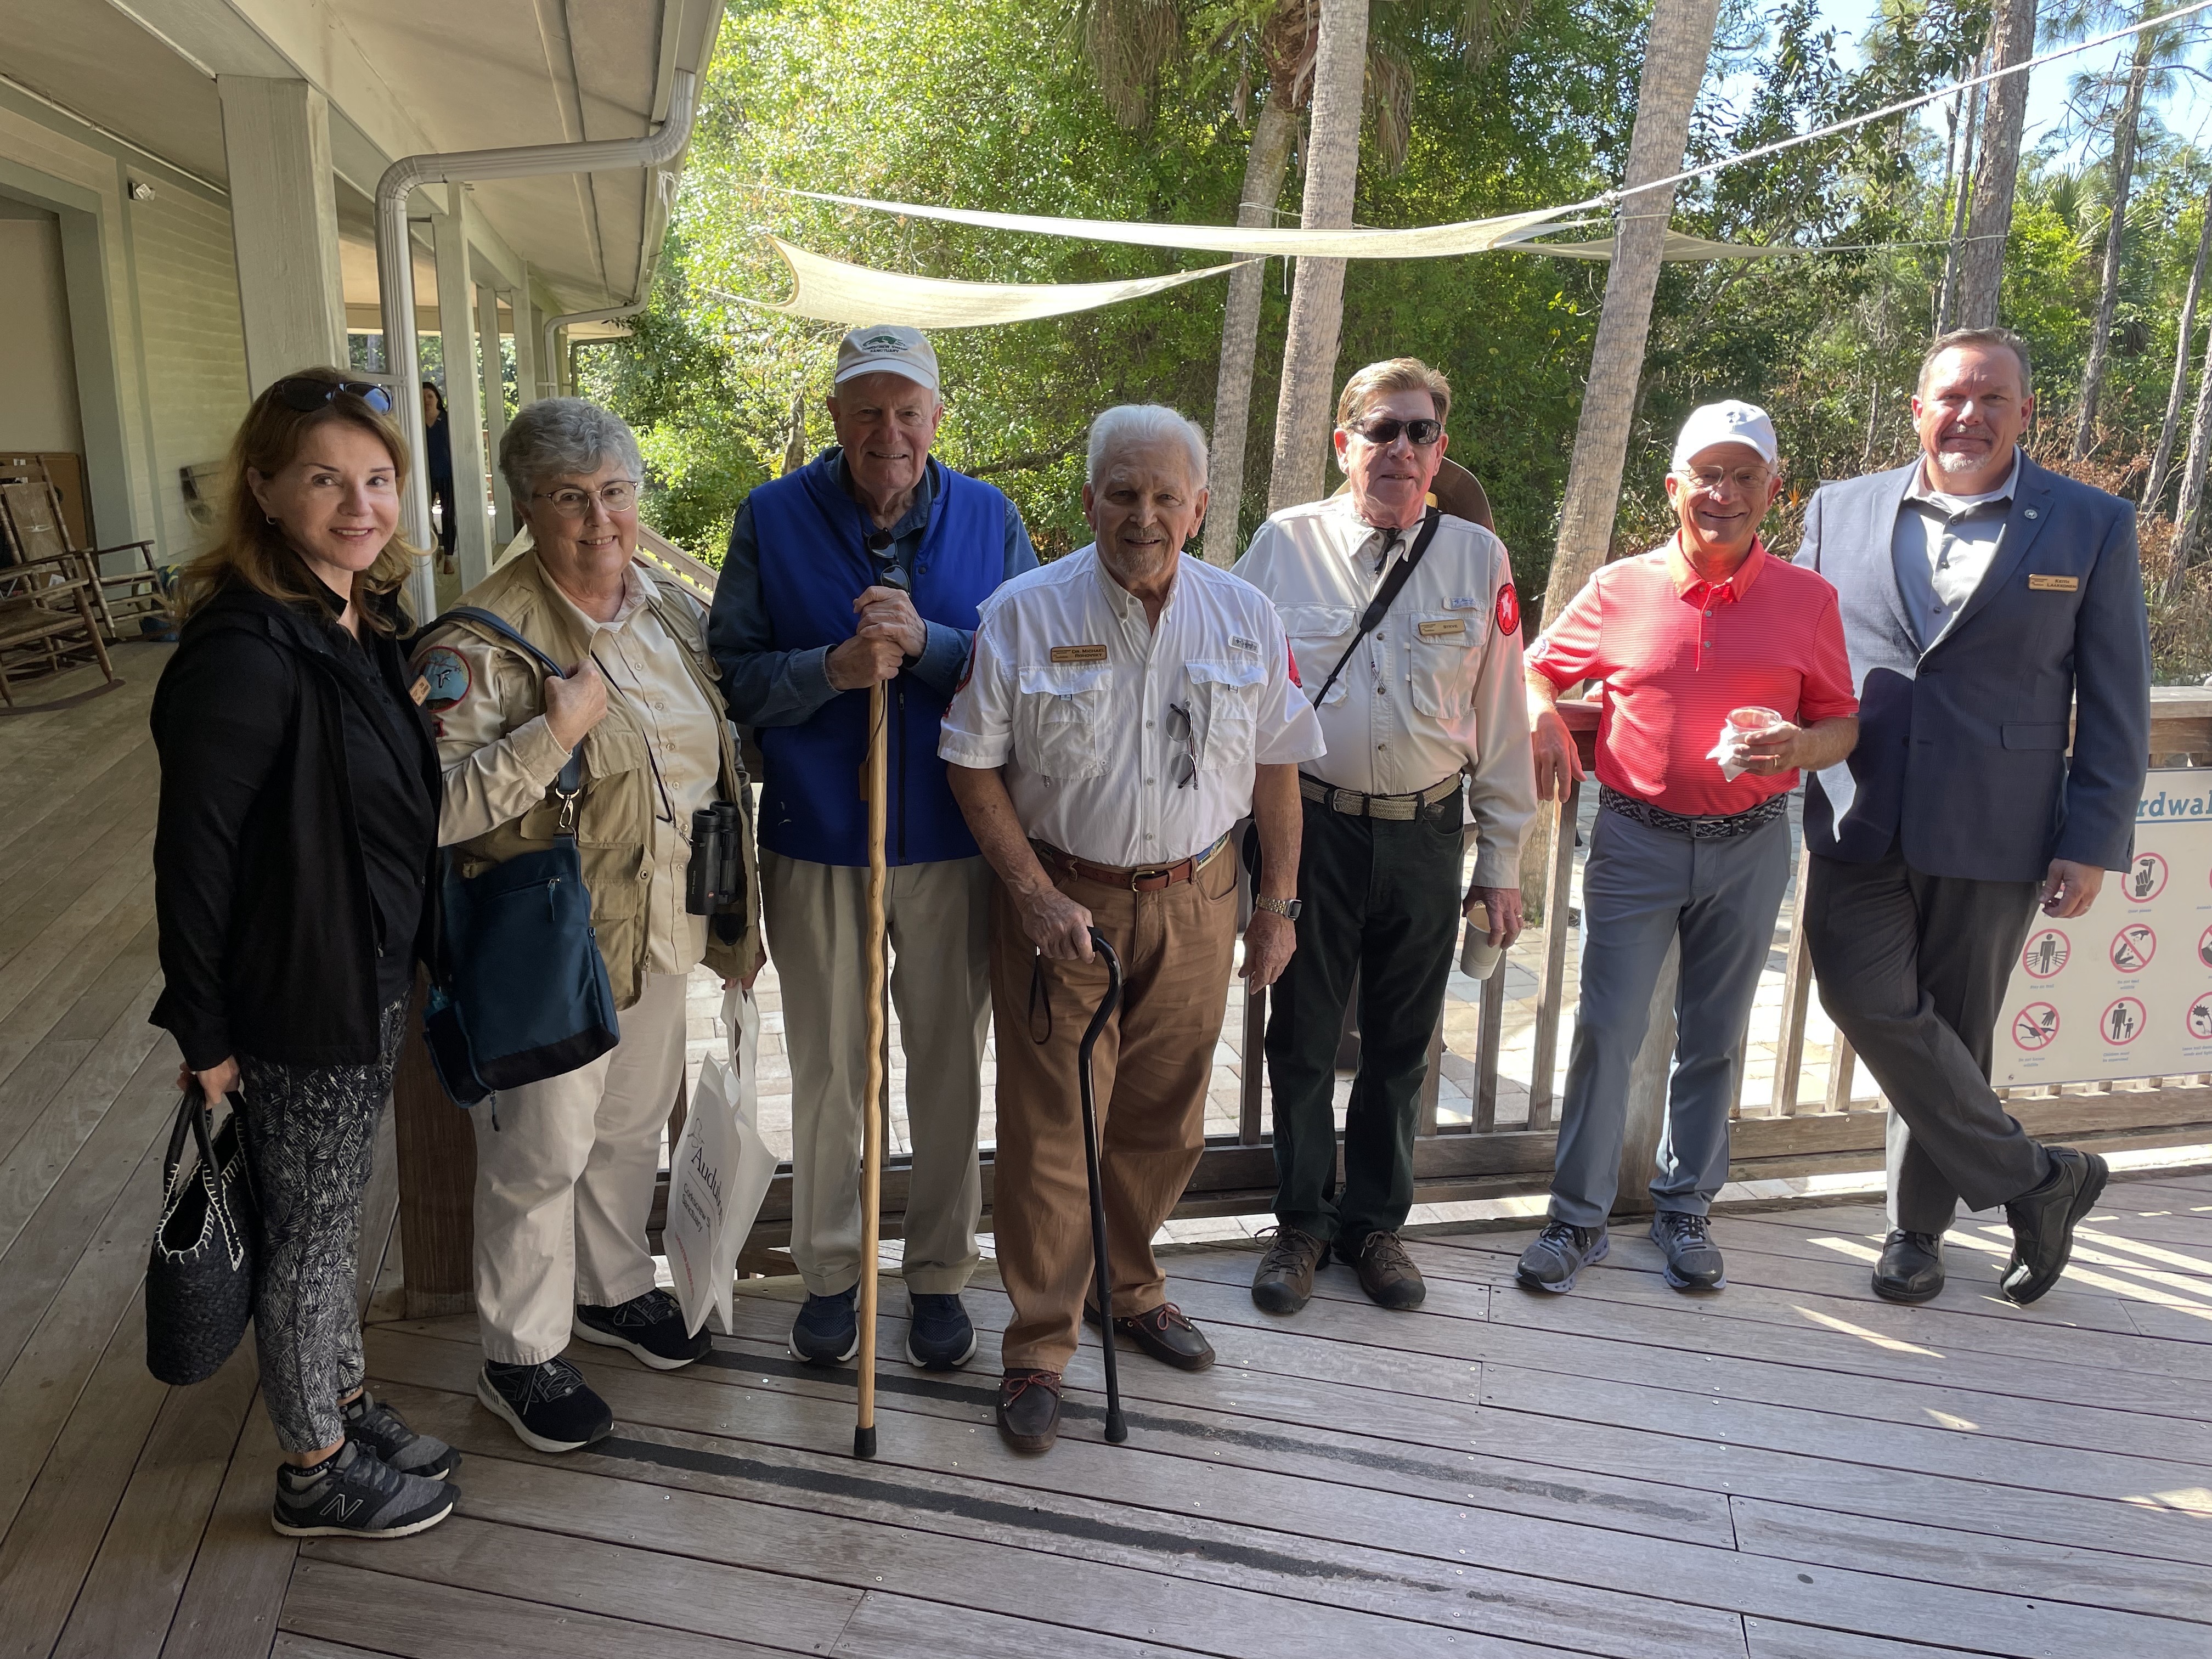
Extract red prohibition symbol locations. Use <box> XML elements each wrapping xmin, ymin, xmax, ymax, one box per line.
<box><xmin>2019</xmin><ymin>929</ymin><xmax>2070</xmax><ymax>979</ymax></box>
<box><xmin>2012</xmin><ymin>1003</ymin><xmax>2061</xmax><ymax>1051</ymax></box>
<box><xmin>2124</xmin><ymin>851</ymin><xmax>2167</xmax><ymax>904</ymax></box>
<box><xmin>2109</xmin><ymin>925</ymin><xmax>2157</xmax><ymax>974</ymax></box>
<box><xmin>2101</xmin><ymin>996</ymin><xmax>2147</xmax><ymax>1046</ymax></box>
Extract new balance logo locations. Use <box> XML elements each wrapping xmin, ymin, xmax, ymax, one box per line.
<box><xmin>322</xmin><ymin>1496</ymin><xmax>364</xmax><ymax>1522</ymax></box>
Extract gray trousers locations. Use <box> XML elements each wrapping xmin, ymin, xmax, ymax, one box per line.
<box><xmin>763</xmin><ymin>849</ymin><xmax>989</xmax><ymax>1297</ymax></box>
<box><xmin>1804</xmin><ymin>844</ymin><xmax>2050</xmax><ymax>1231</ymax></box>
<box><xmin>1549</xmin><ymin>808</ymin><xmax>1792</xmax><ymax>1228</ymax></box>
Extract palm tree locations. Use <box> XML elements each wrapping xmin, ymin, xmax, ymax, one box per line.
<box><xmin>1954</xmin><ymin>0</ymin><xmax>2039</xmax><ymax>330</ymax></box>
<box><xmin>2143</xmin><ymin>178</ymin><xmax>2212</xmax><ymax>515</ymax></box>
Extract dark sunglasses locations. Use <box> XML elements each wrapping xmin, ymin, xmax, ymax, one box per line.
<box><xmin>272</xmin><ymin>376</ymin><xmax>393</xmax><ymax>414</ymax></box>
<box><xmin>1350</xmin><ymin>415</ymin><xmax>1443</xmax><ymax>447</ymax></box>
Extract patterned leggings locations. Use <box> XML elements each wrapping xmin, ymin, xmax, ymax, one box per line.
<box><xmin>236</xmin><ymin>998</ymin><xmax>408</xmax><ymax>1453</ymax></box>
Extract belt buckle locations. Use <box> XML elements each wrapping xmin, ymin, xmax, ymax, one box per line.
<box><xmin>1130</xmin><ymin>864</ymin><xmax>1172</xmax><ymax>891</ymax></box>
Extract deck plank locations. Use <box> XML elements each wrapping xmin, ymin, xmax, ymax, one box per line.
<box><xmin>160</xmin><ymin>1409</ymin><xmax>296</xmax><ymax>1659</ymax></box>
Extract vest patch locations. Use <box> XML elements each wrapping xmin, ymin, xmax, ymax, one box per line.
<box><xmin>1050</xmin><ymin>644</ymin><xmax>1109</xmax><ymax>664</ymax></box>
<box><xmin>418</xmin><ymin>646</ymin><xmax>471</xmax><ymax>712</ymax></box>
<box><xmin>2027</xmin><ymin>573</ymin><xmax>2080</xmax><ymax>591</ymax></box>
<box><xmin>1494</xmin><ymin>582</ymin><xmax>1522</xmax><ymax>637</ymax></box>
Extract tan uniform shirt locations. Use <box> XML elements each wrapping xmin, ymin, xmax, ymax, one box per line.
<box><xmin>426</xmin><ymin>563</ymin><xmax>725</xmax><ymax>975</ymax></box>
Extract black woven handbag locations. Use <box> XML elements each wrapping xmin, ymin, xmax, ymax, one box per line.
<box><xmin>145</xmin><ymin>1089</ymin><xmax>259</xmax><ymax>1386</ymax></box>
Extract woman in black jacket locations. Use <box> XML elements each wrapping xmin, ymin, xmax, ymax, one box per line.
<box><xmin>153</xmin><ymin>367</ymin><xmax>457</xmax><ymax>1541</ymax></box>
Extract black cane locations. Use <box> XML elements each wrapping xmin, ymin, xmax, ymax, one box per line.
<box><xmin>1078</xmin><ymin>927</ymin><xmax>1128</xmax><ymax>1444</ymax></box>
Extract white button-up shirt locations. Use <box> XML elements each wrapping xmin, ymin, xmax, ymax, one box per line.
<box><xmin>1233</xmin><ymin>494</ymin><xmax>1537</xmax><ymax>888</ymax></box>
<box><xmin>940</xmin><ymin>545</ymin><xmax>1324</xmax><ymax>867</ymax></box>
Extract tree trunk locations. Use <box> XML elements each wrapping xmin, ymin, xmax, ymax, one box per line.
<box><xmin>2144</xmin><ymin>180</ymin><xmax>2212</xmax><ymax>517</ymax></box>
<box><xmin>1265</xmin><ymin>0</ymin><xmax>1370</xmax><ymax>513</ymax></box>
<box><xmin>1937</xmin><ymin>65</ymin><xmax>1982</xmax><ymax>335</ymax></box>
<box><xmin>2170</xmin><ymin>326</ymin><xmax>2212</xmax><ymax>589</ymax></box>
<box><xmin>1203</xmin><ymin>95</ymin><xmax>1300</xmax><ymax>564</ymax></box>
<box><xmin>1954</xmin><ymin>0</ymin><xmax>2037</xmax><ymax>330</ymax></box>
<box><xmin>2073</xmin><ymin>35</ymin><xmax>2152</xmax><ymax>462</ymax></box>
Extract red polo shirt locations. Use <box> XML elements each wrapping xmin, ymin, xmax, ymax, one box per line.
<box><xmin>1527</xmin><ymin>538</ymin><xmax>1858</xmax><ymax>816</ymax></box>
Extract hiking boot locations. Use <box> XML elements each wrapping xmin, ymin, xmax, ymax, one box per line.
<box><xmin>1649</xmin><ymin>1211</ymin><xmax>1726</xmax><ymax>1291</ymax></box>
<box><xmin>1086</xmin><ymin>1301</ymin><xmax>1215</xmax><ymax>1371</ymax></box>
<box><xmin>1871</xmin><ymin>1229</ymin><xmax>1945</xmax><ymax>1304</ymax></box>
<box><xmin>477</xmin><ymin>1357</ymin><xmax>613</xmax><ymax>1454</ymax></box>
<box><xmin>1515</xmin><ymin>1220</ymin><xmax>1609</xmax><ymax>1294</ymax></box>
<box><xmin>270</xmin><ymin>1438</ymin><xmax>455</xmax><ymax>1539</ymax></box>
<box><xmin>996</xmin><ymin>1369</ymin><xmax>1063</xmax><ymax>1453</ymax></box>
<box><xmin>2002</xmin><ymin>1147</ymin><xmax>2109</xmax><ymax>1305</ymax></box>
<box><xmin>906</xmin><ymin>1292</ymin><xmax>978</xmax><ymax>1371</ymax></box>
<box><xmin>1348</xmin><ymin>1230</ymin><xmax>1426</xmax><ymax>1311</ymax></box>
<box><xmin>790</xmin><ymin>1288</ymin><xmax>859</xmax><ymax>1365</ymax></box>
<box><xmin>341</xmin><ymin>1389</ymin><xmax>459</xmax><ymax>1480</ymax></box>
<box><xmin>574</xmin><ymin>1288</ymin><xmax>711</xmax><ymax>1372</ymax></box>
<box><xmin>1251</xmin><ymin>1226</ymin><xmax>1327</xmax><ymax>1314</ymax></box>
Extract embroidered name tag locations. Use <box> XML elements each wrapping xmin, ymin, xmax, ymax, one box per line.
<box><xmin>2027</xmin><ymin>574</ymin><xmax>2080</xmax><ymax>591</ymax></box>
<box><xmin>1229</xmin><ymin>634</ymin><xmax>1260</xmax><ymax>653</ymax></box>
<box><xmin>1417</xmin><ymin>619</ymin><xmax>1468</xmax><ymax>639</ymax></box>
<box><xmin>1049</xmin><ymin>644</ymin><xmax>1109</xmax><ymax>663</ymax></box>
<box><xmin>1446</xmin><ymin>596</ymin><xmax>1481</xmax><ymax>610</ymax></box>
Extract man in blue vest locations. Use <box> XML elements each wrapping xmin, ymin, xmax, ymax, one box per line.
<box><xmin>708</xmin><ymin>325</ymin><xmax>1036</xmax><ymax>1370</ymax></box>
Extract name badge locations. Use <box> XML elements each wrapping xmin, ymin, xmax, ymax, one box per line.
<box><xmin>1049</xmin><ymin>644</ymin><xmax>1109</xmax><ymax>663</ymax></box>
<box><xmin>2027</xmin><ymin>574</ymin><xmax>2079</xmax><ymax>592</ymax></box>
<box><xmin>1417</xmin><ymin>619</ymin><xmax>1467</xmax><ymax>639</ymax></box>
<box><xmin>1229</xmin><ymin>634</ymin><xmax>1260</xmax><ymax>653</ymax></box>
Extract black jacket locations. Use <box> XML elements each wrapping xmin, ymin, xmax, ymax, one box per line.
<box><xmin>151</xmin><ymin>581</ymin><xmax>439</xmax><ymax>1070</ymax></box>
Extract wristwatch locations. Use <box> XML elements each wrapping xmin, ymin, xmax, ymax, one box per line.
<box><xmin>1254</xmin><ymin>895</ymin><xmax>1304</xmax><ymax>920</ymax></box>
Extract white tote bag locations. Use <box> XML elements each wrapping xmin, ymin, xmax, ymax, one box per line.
<box><xmin>666</xmin><ymin>985</ymin><xmax>777</xmax><ymax>1338</ymax></box>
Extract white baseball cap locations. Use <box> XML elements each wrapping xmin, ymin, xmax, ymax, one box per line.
<box><xmin>834</xmin><ymin>325</ymin><xmax>940</xmax><ymax>396</ymax></box>
<box><xmin>1671</xmin><ymin>399</ymin><xmax>1778</xmax><ymax>470</ymax></box>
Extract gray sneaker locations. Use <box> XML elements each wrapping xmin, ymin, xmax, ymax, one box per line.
<box><xmin>1650</xmin><ymin>1210</ymin><xmax>1726</xmax><ymax>1290</ymax></box>
<box><xmin>1515</xmin><ymin>1220</ymin><xmax>1609</xmax><ymax>1294</ymax></box>
<box><xmin>270</xmin><ymin>1437</ymin><xmax>455</xmax><ymax>1539</ymax></box>
<box><xmin>342</xmin><ymin>1388</ymin><xmax>459</xmax><ymax>1480</ymax></box>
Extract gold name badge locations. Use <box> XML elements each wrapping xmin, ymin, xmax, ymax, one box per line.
<box><xmin>1049</xmin><ymin>644</ymin><xmax>1109</xmax><ymax>663</ymax></box>
<box><xmin>2027</xmin><ymin>574</ymin><xmax>2080</xmax><ymax>591</ymax></box>
<box><xmin>1417</xmin><ymin>619</ymin><xmax>1468</xmax><ymax>639</ymax></box>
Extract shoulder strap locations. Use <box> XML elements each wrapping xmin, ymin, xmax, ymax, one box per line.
<box><xmin>426</xmin><ymin>605</ymin><xmax>585</xmax><ymax>816</ymax></box>
<box><xmin>1309</xmin><ymin>507</ymin><xmax>1443</xmax><ymax>709</ymax></box>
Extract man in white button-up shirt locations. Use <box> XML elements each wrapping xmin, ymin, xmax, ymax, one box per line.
<box><xmin>942</xmin><ymin>405</ymin><xmax>1323</xmax><ymax>1453</ymax></box>
<box><xmin>1233</xmin><ymin>357</ymin><xmax>1537</xmax><ymax>1318</ymax></box>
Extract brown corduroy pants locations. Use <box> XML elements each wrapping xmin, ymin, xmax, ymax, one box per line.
<box><xmin>988</xmin><ymin>850</ymin><xmax>1239</xmax><ymax>1374</ymax></box>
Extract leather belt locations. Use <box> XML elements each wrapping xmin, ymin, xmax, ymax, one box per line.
<box><xmin>1032</xmin><ymin>833</ymin><xmax>1231</xmax><ymax>892</ymax></box>
<box><xmin>1299</xmin><ymin>773</ymin><xmax>1463</xmax><ymax>821</ymax></box>
<box><xmin>1599</xmin><ymin>784</ymin><xmax>1787</xmax><ymax>841</ymax></box>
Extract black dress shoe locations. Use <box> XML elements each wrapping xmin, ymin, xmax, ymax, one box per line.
<box><xmin>996</xmin><ymin>1369</ymin><xmax>1062</xmax><ymax>1452</ymax></box>
<box><xmin>2001</xmin><ymin>1146</ymin><xmax>2110</xmax><ymax>1306</ymax></box>
<box><xmin>1871</xmin><ymin>1229</ymin><xmax>1945</xmax><ymax>1303</ymax></box>
<box><xmin>1085</xmin><ymin>1301</ymin><xmax>1216</xmax><ymax>1372</ymax></box>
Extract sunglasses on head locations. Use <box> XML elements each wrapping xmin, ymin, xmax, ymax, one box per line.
<box><xmin>1348</xmin><ymin>415</ymin><xmax>1444</xmax><ymax>447</ymax></box>
<box><xmin>271</xmin><ymin>376</ymin><xmax>394</xmax><ymax>414</ymax></box>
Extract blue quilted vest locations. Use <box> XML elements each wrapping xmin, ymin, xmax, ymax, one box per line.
<box><xmin>746</xmin><ymin>450</ymin><xmax>1003</xmax><ymax>867</ymax></box>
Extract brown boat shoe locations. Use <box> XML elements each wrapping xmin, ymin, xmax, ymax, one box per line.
<box><xmin>1349</xmin><ymin>1229</ymin><xmax>1426</xmax><ymax>1311</ymax></box>
<box><xmin>1250</xmin><ymin>1225</ymin><xmax>1328</xmax><ymax>1314</ymax></box>
<box><xmin>1085</xmin><ymin>1300</ymin><xmax>1216</xmax><ymax>1372</ymax></box>
<box><xmin>996</xmin><ymin>1368</ymin><xmax>1062</xmax><ymax>1453</ymax></box>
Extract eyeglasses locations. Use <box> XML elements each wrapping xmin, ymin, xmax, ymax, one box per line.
<box><xmin>533</xmin><ymin>481</ymin><xmax>641</xmax><ymax>518</ymax></box>
<box><xmin>1166</xmin><ymin>703</ymin><xmax>1199</xmax><ymax>790</ymax></box>
<box><xmin>272</xmin><ymin>376</ymin><xmax>393</xmax><ymax>414</ymax></box>
<box><xmin>1676</xmin><ymin>465</ymin><xmax>1773</xmax><ymax>494</ymax></box>
<box><xmin>1348</xmin><ymin>416</ymin><xmax>1443</xmax><ymax>448</ymax></box>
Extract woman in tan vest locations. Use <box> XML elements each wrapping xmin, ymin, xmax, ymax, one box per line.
<box><xmin>413</xmin><ymin>398</ymin><xmax>761</xmax><ymax>1453</ymax></box>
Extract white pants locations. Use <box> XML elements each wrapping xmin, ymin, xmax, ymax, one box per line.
<box><xmin>470</xmin><ymin>970</ymin><xmax>690</xmax><ymax>1365</ymax></box>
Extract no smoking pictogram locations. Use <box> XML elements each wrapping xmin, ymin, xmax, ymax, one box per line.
<box><xmin>2188</xmin><ymin>994</ymin><xmax>2212</xmax><ymax>1042</ymax></box>
<box><xmin>2110</xmin><ymin>924</ymin><xmax>2157</xmax><ymax>974</ymax></box>
<box><xmin>2020</xmin><ymin>929</ymin><xmax>2070</xmax><ymax>979</ymax></box>
<box><xmin>2012</xmin><ymin>1003</ymin><xmax>2061</xmax><ymax>1050</ymax></box>
<box><xmin>2101</xmin><ymin>996</ymin><xmax>2148</xmax><ymax>1046</ymax></box>
<box><xmin>2125</xmin><ymin>852</ymin><xmax>2168</xmax><ymax>903</ymax></box>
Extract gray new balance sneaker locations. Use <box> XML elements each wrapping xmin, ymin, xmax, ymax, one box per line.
<box><xmin>342</xmin><ymin>1388</ymin><xmax>459</xmax><ymax>1480</ymax></box>
<box><xmin>1515</xmin><ymin>1220</ymin><xmax>1609</xmax><ymax>1294</ymax></box>
<box><xmin>1650</xmin><ymin>1210</ymin><xmax>1726</xmax><ymax>1291</ymax></box>
<box><xmin>270</xmin><ymin>1438</ymin><xmax>456</xmax><ymax>1539</ymax></box>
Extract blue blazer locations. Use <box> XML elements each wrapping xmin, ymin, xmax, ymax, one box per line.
<box><xmin>1793</xmin><ymin>452</ymin><xmax>2149</xmax><ymax>884</ymax></box>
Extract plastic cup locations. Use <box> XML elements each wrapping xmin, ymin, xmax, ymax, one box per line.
<box><xmin>1728</xmin><ymin>706</ymin><xmax>1782</xmax><ymax>735</ymax></box>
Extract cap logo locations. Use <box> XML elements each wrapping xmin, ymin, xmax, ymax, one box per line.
<box><xmin>859</xmin><ymin>334</ymin><xmax>906</xmax><ymax>353</ymax></box>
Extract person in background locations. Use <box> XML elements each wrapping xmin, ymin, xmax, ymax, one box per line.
<box><xmin>1234</xmin><ymin>357</ymin><xmax>1537</xmax><ymax>1317</ymax></box>
<box><xmin>943</xmin><ymin>404</ymin><xmax>1323</xmax><ymax>1453</ymax></box>
<box><xmin>1795</xmin><ymin>328</ymin><xmax>2151</xmax><ymax>1307</ymax></box>
<box><xmin>707</xmin><ymin>325</ymin><xmax>1035</xmax><ymax>1373</ymax></box>
<box><xmin>1518</xmin><ymin>401</ymin><xmax>1859</xmax><ymax>1296</ymax></box>
<box><xmin>422</xmin><ymin>380</ymin><xmax>457</xmax><ymax>575</ymax></box>
<box><xmin>153</xmin><ymin>367</ymin><xmax>458</xmax><ymax>1540</ymax></box>
<box><xmin>414</xmin><ymin>398</ymin><xmax>762</xmax><ymax>1454</ymax></box>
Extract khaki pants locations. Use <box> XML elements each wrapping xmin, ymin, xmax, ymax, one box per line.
<box><xmin>990</xmin><ymin>851</ymin><xmax>1239</xmax><ymax>1374</ymax></box>
<box><xmin>470</xmin><ymin>970</ymin><xmax>690</xmax><ymax>1365</ymax></box>
<box><xmin>763</xmin><ymin>849</ymin><xmax>989</xmax><ymax>1297</ymax></box>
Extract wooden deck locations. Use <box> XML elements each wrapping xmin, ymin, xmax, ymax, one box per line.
<box><xmin>7</xmin><ymin>653</ymin><xmax>2212</xmax><ymax>1657</ymax></box>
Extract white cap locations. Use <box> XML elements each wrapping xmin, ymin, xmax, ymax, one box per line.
<box><xmin>834</xmin><ymin>325</ymin><xmax>940</xmax><ymax>395</ymax></box>
<box><xmin>1671</xmin><ymin>399</ymin><xmax>1778</xmax><ymax>470</ymax></box>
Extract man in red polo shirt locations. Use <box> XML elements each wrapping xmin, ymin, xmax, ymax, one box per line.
<box><xmin>1517</xmin><ymin>402</ymin><xmax>1859</xmax><ymax>1294</ymax></box>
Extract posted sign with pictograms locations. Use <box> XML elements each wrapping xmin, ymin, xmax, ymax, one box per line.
<box><xmin>1994</xmin><ymin>770</ymin><xmax>2212</xmax><ymax>1085</ymax></box>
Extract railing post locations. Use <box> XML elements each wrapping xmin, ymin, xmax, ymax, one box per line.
<box><xmin>1770</xmin><ymin>843</ymin><xmax>1816</xmax><ymax>1117</ymax></box>
<box><xmin>393</xmin><ymin>971</ymin><xmax>475</xmax><ymax>1319</ymax></box>
<box><xmin>1527</xmin><ymin>779</ymin><xmax>1580</xmax><ymax>1130</ymax></box>
<box><xmin>1238</xmin><ymin>981</ymin><xmax>1266</xmax><ymax>1145</ymax></box>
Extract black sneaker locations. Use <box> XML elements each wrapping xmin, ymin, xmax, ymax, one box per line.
<box><xmin>477</xmin><ymin>1357</ymin><xmax>613</xmax><ymax>1453</ymax></box>
<box><xmin>342</xmin><ymin>1388</ymin><xmax>459</xmax><ymax>1480</ymax></box>
<box><xmin>1649</xmin><ymin>1210</ymin><xmax>1726</xmax><ymax>1291</ymax></box>
<box><xmin>1515</xmin><ymin>1220</ymin><xmax>1609</xmax><ymax>1293</ymax></box>
<box><xmin>790</xmin><ymin>1288</ymin><xmax>859</xmax><ymax>1365</ymax></box>
<box><xmin>905</xmin><ymin>1291</ymin><xmax>977</xmax><ymax>1370</ymax></box>
<box><xmin>574</xmin><ymin>1288</ymin><xmax>712</xmax><ymax>1372</ymax></box>
<box><xmin>270</xmin><ymin>1438</ymin><xmax>455</xmax><ymax>1539</ymax></box>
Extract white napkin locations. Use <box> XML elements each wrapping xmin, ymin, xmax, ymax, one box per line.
<box><xmin>1707</xmin><ymin>709</ymin><xmax>1781</xmax><ymax>781</ymax></box>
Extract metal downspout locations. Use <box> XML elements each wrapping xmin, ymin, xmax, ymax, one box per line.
<box><xmin>376</xmin><ymin>69</ymin><xmax>698</xmax><ymax>621</ymax></box>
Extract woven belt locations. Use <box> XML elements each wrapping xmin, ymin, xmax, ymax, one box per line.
<box><xmin>1599</xmin><ymin>784</ymin><xmax>1787</xmax><ymax>841</ymax></box>
<box><xmin>1299</xmin><ymin>773</ymin><xmax>1463</xmax><ymax>821</ymax></box>
<box><xmin>1032</xmin><ymin>833</ymin><xmax>1231</xmax><ymax>892</ymax></box>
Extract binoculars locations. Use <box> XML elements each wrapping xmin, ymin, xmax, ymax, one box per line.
<box><xmin>685</xmin><ymin>801</ymin><xmax>748</xmax><ymax>939</ymax></box>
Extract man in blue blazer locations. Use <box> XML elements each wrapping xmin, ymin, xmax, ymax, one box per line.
<box><xmin>1794</xmin><ymin>327</ymin><xmax>2150</xmax><ymax>1307</ymax></box>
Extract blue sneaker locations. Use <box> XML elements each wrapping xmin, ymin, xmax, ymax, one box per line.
<box><xmin>905</xmin><ymin>1292</ymin><xmax>977</xmax><ymax>1370</ymax></box>
<box><xmin>790</xmin><ymin>1287</ymin><xmax>859</xmax><ymax>1365</ymax></box>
